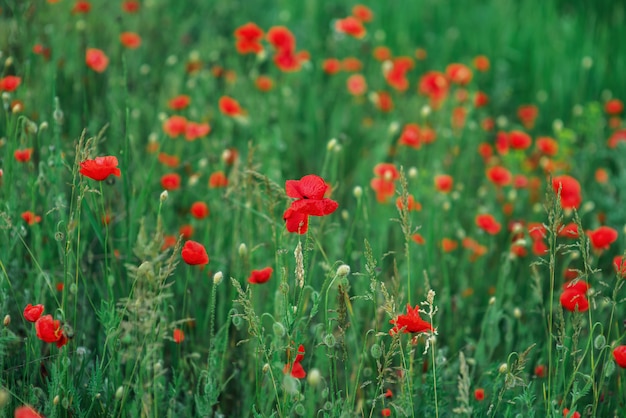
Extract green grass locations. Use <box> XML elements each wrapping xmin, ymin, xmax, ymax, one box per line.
<box><xmin>1</xmin><ymin>0</ymin><xmax>626</xmax><ymax>417</ymax></box>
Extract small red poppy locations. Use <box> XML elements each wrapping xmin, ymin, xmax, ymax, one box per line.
<box><xmin>613</xmin><ymin>345</ymin><xmax>626</xmax><ymax>368</ymax></box>
<box><xmin>181</xmin><ymin>240</ymin><xmax>209</xmax><ymax>265</ymax></box>
<box><xmin>161</xmin><ymin>173</ymin><xmax>181</xmax><ymax>190</ymax></box>
<box><xmin>381</xmin><ymin>408</ymin><xmax>391</xmax><ymax>417</ymax></box>
<box><xmin>0</xmin><ymin>75</ymin><xmax>22</xmax><ymax>92</ymax></box>
<box><xmin>434</xmin><ymin>174</ymin><xmax>453</xmax><ymax>193</ymax></box>
<box><xmin>168</xmin><ymin>95</ymin><xmax>191</xmax><ymax>110</ymax></box>
<box><xmin>14</xmin><ymin>148</ymin><xmax>33</xmax><ymax>162</ymax></box>
<box><xmin>21</xmin><ymin>211</ymin><xmax>42</xmax><ymax>225</ymax></box>
<box><xmin>14</xmin><ymin>405</ymin><xmax>44</xmax><ymax>418</ymax></box>
<box><xmin>173</xmin><ymin>328</ymin><xmax>185</xmax><ymax>343</ymax></box>
<box><xmin>474</xmin><ymin>388</ymin><xmax>485</xmax><ymax>401</ymax></box>
<box><xmin>209</xmin><ymin>171</ymin><xmax>228</xmax><ymax>188</ymax></box>
<box><xmin>23</xmin><ymin>304</ymin><xmax>44</xmax><ymax>322</ymax></box>
<box><xmin>552</xmin><ymin>175</ymin><xmax>582</xmax><ymax>210</ymax></box>
<box><xmin>120</xmin><ymin>32</ymin><xmax>142</xmax><ymax>49</ymax></box>
<box><xmin>190</xmin><ymin>202</ymin><xmax>210</xmax><ymax>219</ymax></box>
<box><xmin>335</xmin><ymin>16</ymin><xmax>366</xmax><ymax>38</ymax></box>
<box><xmin>248</xmin><ymin>267</ymin><xmax>273</xmax><ymax>284</ymax></box>
<box><xmin>79</xmin><ymin>156</ymin><xmax>121</xmax><ymax>181</ymax></box>
<box><xmin>389</xmin><ymin>303</ymin><xmax>433</xmax><ymax>335</ymax></box>
<box><xmin>163</xmin><ymin>115</ymin><xmax>188</xmax><ymax>138</ymax></box>
<box><xmin>283</xmin><ymin>344</ymin><xmax>306</xmax><ymax>378</ymax></box>
<box><xmin>219</xmin><ymin>96</ymin><xmax>243</xmax><ymax>116</ymax></box>
<box><xmin>587</xmin><ymin>226</ymin><xmax>618</xmax><ymax>251</ymax></box>
<box><xmin>560</xmin><ymin>280</ymin><xmax>589</xmax><ymax>312</ymax></box>
<box><xmin>85</xmin><ymin>48</ymin><xmax>109</xmax><ymax>73</ymax></box>
<box><xmin>475</xmin><ymin>214</ymin><xmax>501</xmax><ymax>235</ymax></box>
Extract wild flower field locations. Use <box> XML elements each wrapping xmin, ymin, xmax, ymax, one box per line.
<box><xmin>1</xmin><ymin>0</ymin><xmax>626</xmax><ymax>417</ymax></box>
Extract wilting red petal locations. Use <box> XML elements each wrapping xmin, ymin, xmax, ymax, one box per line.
<box><xmin>248</xmin><ymin>267</ymin><xmax>273</xmax><ymax>284</ymax></box>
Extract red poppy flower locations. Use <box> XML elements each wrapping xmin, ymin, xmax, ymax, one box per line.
<box><xmin>0</xmin><ymin>75</ymin><xmax>22</xmax><ymax>92</ymax></box>
<box><xmin>605</xmin><ymin>99</ymin><xmax>624</xmax><ymax>115</ymax></box>
<box><xmin>342</xmin><ymin>57</ymin><xmax>363</xmax><ymax>72</ymax></box>
<box><xmin>381</xmin><ymin>409</ymin><xmax>391</xmax><ymax>417</ymax></box>
<box><xmin>532</xmin><ymin>238</ymin><xmax>548</xmax><ymax>256</ymax></box>
<box><xmin>190</xmin><ymin>202</ymin><xmax>210</xmax><ymax>219</ymax></box>
<box><xmin>486</xmin><ymin>165</ymin><xmax>512</xmax><ymax>187</ymax></box>
<box><xmin>161</xmin><ymin>173</ymin><xmax>181</xmax><ymax>190</ymax></box>
<box><xmin>219</xmin><ymin>96</ymin><xmax>243</xmax><ymax>117</ymax></box>
<box><xmin>283</xmin><ymin>174</ymin><xmax>338</xmax><ymax>234</ymax></box>
<box><xmin>24</xmin><ymin>304</ymin><xmax>44</xmax><ymax>322</ymax></box>
<box><xmin>398</xmin><ymin>123</ymin><xmax>421</xmax><ymax>148</ymax></box>
<box><xmin>370</xmin><ymin>178</ymin><xmax>395</xmax><ymax>203</ymax></box>
<box><xmin>283</xmin><ymin>344</ymin><xmax>306</xmax><ymax>378</ymax></box>
<box><xmin>473</xmin><ymin>55</ymin><xmax>490</xmax><ymax>72</ymax></box>
<box><xmin>558</xmin><ymin>222</ymin><xmax>579</xmax><ymax>239</ymax></box>
<box><xmin>14</xmin><ymin>148</ymin><xmax>33</xmax><ymax>162</ymax></box>
<box><xmin>120</xmin><ymin>32</ymin><xmax>142</xmax><ymax>49</ymax></box>
<box><xmin>534</xmin><ymin>364</ymin><xmax>546</xmax><ymax>378</ymax></box>
<box><xmin>273</xmin><ymin>48</ymin><xmax>302</xmax><ymax>72</ymax></box>
<box><xmin>373</xmin><ymin>46</ymin><xmax>392</xmax><ymax>61</ymax></box>
<box><xmin>536</xmin><ymin>136</ymin><xmax>558</xmax><ymax>156</ymax></box>
<box><xmin>517</xmin><ymin>105</ymin><xmax>538</xmax><ymax>129</ymax></box>
<box><xmin>508</xmin><ymin>130</ymin><xmax>532</xmax><ymax>150</ymax></box>
<box><xmin>185</xmin><ymin>121</ymin><xmax>211</xmax><ymax>141</ymax></box>
<box><xmin>162</xmin><ymin>235</ymin><xmax>177</xmax><ymax>251</ymax></box>
<box><xmin>85</xmin><ymin>48</ymin><xmax>109</xmax><ymax>73</ymax></box>
<box><xmin>389</xmin><ymin>303</ymin><xmax>433</xmax><ymax>335</ymax></box>
<box><xmin>235</xmin><ymin>22</ymin><xmax>264</xmax><ymax>54</ymax></box>
<box><xmin>395</xmin><ymin>195</ymin><xmax>421</xmax><ymax>212</ymax></box>
<box><xmin>374</xmin><ymin>91</ymin><xmax>394</xmax><ymax>112</ymax></box>
<box><xmin>248</xmin><ymin>267</ymin><xmax>273</xmax><ymax>284</ymax></box>
<box><xmin>562</xmin><ymin>409</ymin><xmax>581</xmax><ymax>418</ymax></box>
<box><xmin>322</xmin><ymin>58</ymin><xmax>342</xmax><ymax>75</ymax></box>
<box><xmin>346</xmin><ymin>74</ymin><xmax>367</xmax><ymax>96</ymax></box>
<box><xmin>352</xmin><ymin>4</ymin><xmax>373</xmax><ymax>22</ymax></box>
<box><xmin>441</xmin><ymin>238</ymin><xmax>458</xmax><ymax>252</ymax></box>
<box><xmin>266</xmin><ymin>26</ymin><xmax>295</xmax><ymax>50</ymax></box>
<box><xmin>72</xmin><ymin>0</ymin><xmax>91</xmax><ymax>14</ymax></box>
<box><xmin>552</xmin><ymin>175</ymin><xmax>582</xmax><ymax>210</ymax></box>
<box><xmin>209</xmin><ymin>171</ymin><xmax>228</xmax><ymax>188</ymax></box>
<box><xmin>613</xmin><ymin>255</ymin><xmax>626</xmax><ymax>277</ymax></box>
<box><xmin>418</xmin><ymin>71</ymin><xmax>449</xmax><ymax>105</ymax></box>
<box><xmin>162</xmin><ymin>115</ymin><xmax>187</xmax><ymax>138</ymax></box>
<box><xmin>385</xmin><ymin>64</ymin><xmax>409</xmax><ymax>92</ymax></box>
<box><xmin>587</xmin><ymin>226</ymin><xmax>618</xmax><ymax>251</ymax></box>
<box><xmin>168</xmin><ymin>95</ymin><xmax>191</xmax><ymax>110</ymax></box>
<box><xmin>613</xmin><ymin>345</ymin><xmax>626</xmax><ymax>368</ymax></box>
<box><xmin>173</xmin><ymin>328</ymin><xmax>185</xmax><ymax>343</ymax></box>
<box><xmin>79</xmin><ymin>156</ymin><xmax>121</xmax><ymax>181</ymax></box>
<box><xmin>475</xmin><ymin>214</ymin><xmax>501</xmax><ymax>235</ymax></box>
<box><xmin>412</xmin><ymin>233</ymin><xmax>425</xmax><ymax>245</ymax></box>
<box><xmin>35</xmin><ymin>314</ymin><xmax>67</xmax><ymax>347</ymax></box>
<box><xmin>474</xmin><ymin>388</ymin><xmax>485</xmax><ymax>401</ymax></box>
<box><xmin>608</xmin><ymin>129</ymin><xmax>626</xmax><ymax>148</ymax></box>
<box><xmin>14</xmin><ymin>406</ymin><xmax>43</xmax><ymax>418</ymax></box>
<box><xmin>21</xmin><ymin>211</ymin><xmax>42</xmax><ymax>225</ymax></box>
<box><xmin>434</xmin><ymin>174</ymin><xmax>453</xmax><ymax>193</ymax></box>
<box><xmin>157</xmin><ymin>152</ymin><xmax>180</xmax><ymax>168</ymax></box>
<box><xmin>560</xmin><ymin>280</ymin><xmax>589</xmax><ymax>312</ymax></box>
<box><xmin>121</xmin><ymin>0</ymin><xmax>140</xmax><ymax>13</ymax></box>
<box><xmin>179</xmin><ymin>224</ymin><xmax>194</xmax><ymax>239</ymax></box>
<box><xmin>255</xmin><ymin>75</ymin><xmax>274</xmax><ymax>92</ymax></box>
<box><xmin>335</xmin><ymin>16</ymin><xmax>366</xmax><ymax>38</ymax></box>
<box><xmin>495</xmin><ymin>131</ymin><xmax>509</xmax><ymax>155</ymax></box>
<box><xmin>445</xmin><ymin>63</ymin><xmax>473</xmax><ymax>85</ymax></box>
<box><xmin>181</xmin><ymin>240</ymin><xmax>209</xmax><ymax>265</ymax></box>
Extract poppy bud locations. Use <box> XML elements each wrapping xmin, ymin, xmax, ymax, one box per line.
<box><xmin>307</xmin><ymin>368</ymin><xmax>322</xmax><ymax>386</ymax></box>
<box><xmin>238</xmin><ymin>243</ymin><xmax>248</xmax><ymax>257</ymax></box>
<box><xmin>353</xmin><ymin>186</ymin><xmax>363</xmax><ymax>199</ymax></box>
<box><xmin>3</xmin><ymin>315</ymin><xmax>9</xmax><ymax>326</ymax></box>
<box><xmin>160</xmin><ymin>190</ymin><xmax>169</xmax><ymax>202</ymax></box>
<box><xmin>336</xmin><ymin>264</ymin><xmax>350</xmax><ymax>277</ymax></box>
<box><xmin>213</xmin><ymin>271</ymin><xmax>223</xmax><ymax>285</ymax></box>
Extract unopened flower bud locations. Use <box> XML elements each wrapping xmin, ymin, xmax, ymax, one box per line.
<box><xmin>238</xmin><ymin>243</ymin><xmax>247</xmax><ymax>257</ymax></box>
<box><xmin>262</xmin><ymin>363</ymin><xmax>270</xmax><ymax>373</ymax></box>
<box><xmin>307</xmin><ymin>368</ymin><xmax>322</xmax><ymax>386</ymax></box>
<box><xmin>53</xmin><ymin>395</ymin><xmax>60</xmax><ymax>405</ymax></box>
<box><xmin>513</xmin><ymin>307</ymin><xmax>522</xmax><ymax>319</ymax></box>
<box><xmin>408</xmin><ymin>167</ymin><xmax>418</xmax><ymax>179</ymax></box>
<box><xmin>336</xmin><ymin>264</ymin><xmax>350</xmax><ymax>277</ymax></box>
<box><xmin>3</xmin><ymin>315</ymin><xmax>9</xmax><ymax>326</ymax></box>
<box><xmin>160</xmin><ymin>190</ymin><xmax>168</xmax><ymax>202</ymax></box>
<box><xmin>499</xmin><ymin>363</ymin><xmax>508</xmax><ymax>373</ymax></box>
<box><xmin>353</xmin><ymin>186</ymin><xmax>363</xmax><ymax>199</ymax></box>
<box><xmin>213</xmin><ymin>271</ymin><xmax>223</xmax><ymax>285</ymax></box>
<box><xmin>327</xmin><ymin>138</ymin><xmax>337</xmax><ymax>151</ymax></box>
<box><xmin>115</xmin><ymin>386</ymin><xmax>124</xmax><ymax>400</ymax></box>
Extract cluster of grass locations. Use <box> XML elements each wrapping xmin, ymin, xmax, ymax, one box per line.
<box><xmin>1</xmin><ymin>0</ymin><xmax>626</xmax><ymax>417</ymax></box>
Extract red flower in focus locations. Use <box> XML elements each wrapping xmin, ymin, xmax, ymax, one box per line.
<box><xmin>613</xmin><ymin>345</ymin><xmax>626</xmax><ymax>368</ymax></box>
<box><xmin>181</xmin><ymin>240</ymin><xmax>209</xmax><ymax>265</ymax></box>
<box><xmin>248</xmin><ymin>267</ymin><xmax>273</xmax><ymax>284</ymax></box>
<box><xmin>517</xmin><ymin>105</ymin><xmax>538</xmax><ymax>129</ymax></box>
<box><xmin>85</xmin><ymin>48</ymin><xmax>109</xmax><ymax>73</ymax></box>
<box><xmin>234</xmin><ymin>22</ymin><xmax>264</xmax><ymax>54</ymax></box>
<box><xmin>21</xmin><ymin>211</ymin><xmax>42</xmax><ymax>225</ymax></box>
<box><xmin>168</xmin><ymin>95</ymin><xmax>191</xmax><ymax>110</ymax></box>
<box><xmin>475</xmin><ymin>214</ymin><xmax>501</xmax><ymax>235</ymax></box>
<box><xmin>79</xmin><ymin>156</ymin><xmax>121</xmax><ymax>181</ymax></box>
<box><xmin>389</xmin><ymin>303</ymin><xmax>433</xmax><ymax>335</ymax></box>
<box><xmin>486</xmin><ymin>165</ymin><xmax>512</xmax><ymax>187</ymax></box>
<box><xmin>560</xmin><ymin>280</ymin><xmax>589</xmax><ymax>312</ymax></box>
<box><xmin>190</xmin><ymin>202</ymin><xmax>210</xmax><ymax>219</ymax></box>
<box><xmin>335</xmin><ymin>16</ymin><xmax>366</xmax><ymax>39</ymax></box>
<box><xmin>120</xmin><ymin>32</ymin><xmax>142</xmax><ymax>49</ymax></box>
<box><xmin>474</xmin><ymin>388</ymin><xmax>485</xmax><ymax>401</ymax></box>
<box><xmin>209</xmin><ymin>171</ymin><xmax>228</xmax><ymax>188</ymax></box>
<box><xmin>219</xmin><ymin>96</ymin><xmax>243</xmax><ymax>117</ymax></box>
<box><xmin>552</xmin><ymin>175</ymin><xmax>582</xmax><ymax>210</ymax></box>
<box><xmin>121</xmin><ymin>0</ymin><xmax>140</xmax><ymax>13</ymax></box>
<box><xmin>283</xmin><ymin>174</ymin><xmax>338</xmax><ymax>234</ymax></box>
<box><xmin>173</xmin><ymin>328</ymin><xmax>185</xmax><ymax>343</ymax></box>
<box><xmin>587</xmin><ymin>226</ymin><xmax>618</xmax><ymax>251</ymax></box>
<box><xmin>163</xmin><ymin>115</ymin><xmax>188</xmax><ymax>138</ymax></box>
<box><xmin>35</xmin><ymin>314</ymin><xmax>67</xmax><ymax>347</ymax></box>
<box><xmin>14</xmin><ymin>148</ymin><xmax>33</xmax><ymax>162</ymax></box>
<box><xmin>434</xmin><ymin>174</ymin><xmax>453</xmax><ymax>193</ymax></box>
<box><xmin>14</xmin><ymin>406</ymin><xmax>43</xmax><ymax>418</ymax></box>
<box><xmin>72</xmin><ymin>0</ymin><xmax>91</xmax><ymax>13</ymax></box>
<box><xmin>0</xmin><ymin>75</ymin><xmax>22</xmax><ymax>92</ymax></box>
<box><xmin>605</xmin><ymin>99</ymin><xmax>624</xmax><ymax>115</ymax></box>
<box><xmin>445</xmin><ymin>63</ymin><xmax>473</xmax><ymax>85</ymax></box>
<box><xmin>161</xmin><ymin>173</ymin><xmax>181</xmax><ymax>190</ymax></box>
<box><xmin>24</xmin><ymin>304</ymin><xmax>44</xmax><ymax>322</ymax></box>
<box><xmin>283</xmin><ymin>344</ymin><xmax>306</xmax><ymax>378</ymax></box>
<box><xmin>352</xmin><ymin>4</ymin><xmax>373</xmax><ymax>22</ymax></box>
